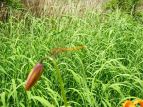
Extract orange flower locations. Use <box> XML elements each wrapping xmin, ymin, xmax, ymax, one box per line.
<box><xmin>133</xmin><ymin>99</ymin><xmax>143</xmax><ymax>107</ymax></box>
<box><xmin>123</xmin><ymin>100</ymin><xmax>135</xmax><ymax>107</ymax></box>
<box><xmin>25</xmin><ymin>63</ymin><xmax>43</xmax><ymax>91</ymax></box>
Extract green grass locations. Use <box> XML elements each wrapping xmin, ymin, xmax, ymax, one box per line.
<box><xmin>0</xmin><ymin>10</ymin><xmax>143</xmax><ymax>107</ymax></box>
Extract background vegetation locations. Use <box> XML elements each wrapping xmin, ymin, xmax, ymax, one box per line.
<box><xmin>106</xmin><ymin>0</ymin><xmax>142</xmax><ymax>15</ymax></box>
<box><xmin>0</xmin><ymin>0</ymin><xmax>143</xmax><ymax>107</ymax></box>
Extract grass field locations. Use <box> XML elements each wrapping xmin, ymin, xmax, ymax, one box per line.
<box><xmin>0</xmin><ymin>8</ymin><xmax>143</xmax><ymax>107</ymax></box>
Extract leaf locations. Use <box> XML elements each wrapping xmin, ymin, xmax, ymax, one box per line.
<box><xmin>31</xmin><ymin>96</ymin><xmax>54</xmax><ymax>107</ymax></box>
<box><xmin>1</xmin><ymin>92</ymin><xmax>6</xmax><ymax>107</ymax></box>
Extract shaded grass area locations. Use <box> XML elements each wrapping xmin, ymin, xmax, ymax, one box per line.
<box><xmin>0</xmin><ymin>11</ymin><xmax>143</xmax><ymax>107</ymax></box>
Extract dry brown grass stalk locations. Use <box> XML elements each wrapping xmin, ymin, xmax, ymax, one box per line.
<box><xmin>0</xmin><ymin>2</ymin><xmax>8</xmax><ymax>22</ymax></box>
<box><xmin>22</xmin><ymin>0</ymin><xmax>105</xmax><ymax>17</ymax></box>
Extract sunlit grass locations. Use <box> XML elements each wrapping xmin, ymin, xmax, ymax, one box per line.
<box><xmin>0</xmin><ymin>10</ymin><xmax>143</xmax><ymax>107</ymax></box>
